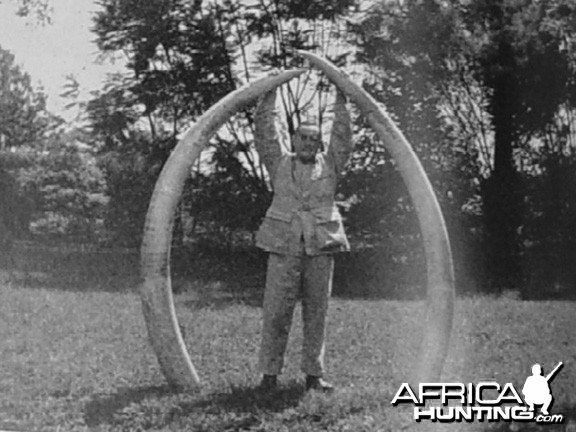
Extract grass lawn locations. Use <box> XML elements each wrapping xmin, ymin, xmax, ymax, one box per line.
<box><xmin>1</xmin><ymin>261</ymin><xmax>575</xmax><ymax>431</ymax></box>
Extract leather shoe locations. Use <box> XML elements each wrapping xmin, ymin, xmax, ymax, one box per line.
<box><xmin>305</xmin><ymin>375</ymin><xmax>334</xmax><ymax>393</ymax></box>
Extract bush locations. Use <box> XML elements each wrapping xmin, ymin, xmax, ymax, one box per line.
<box><xmin>16</xmin><ymin>138</ymin><xmax>108</xmax><ymax>243</ymax></box>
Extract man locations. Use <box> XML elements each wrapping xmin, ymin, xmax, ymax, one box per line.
<box><xmin>253</xmin><ymin>87</ymin><xmax>353</xmax><ymax>392</ymax></box>
<box><xmin>522</xmin><ymin>364</ymin><xmax>553</xmax><ymax>415</ymax></box>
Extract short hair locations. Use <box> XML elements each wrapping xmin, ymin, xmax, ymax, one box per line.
<box><xmin>532</xmin><ymin>364</ymin><xmax>542</xmax><ymax>375</ymax></box>
<box><xmin>293</xmin><ymin>118</ymin><xmax>323</xmax><ymax>151</ymax></box>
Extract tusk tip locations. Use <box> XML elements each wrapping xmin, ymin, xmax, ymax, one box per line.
<box><xmin>283</xmin><ymin>68</ymin><xmax>308</xmax><ymax>75</ymax></box>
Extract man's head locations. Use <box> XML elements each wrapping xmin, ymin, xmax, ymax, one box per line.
<box><xmin>532</xmin><ymin>364</ymin><xmax>542</xmax><ymax>376</ymax></box>
<box><xmin>293</xmin><ymin>121</ymin><xmax>322</xmax><ymax>164</ymax></box>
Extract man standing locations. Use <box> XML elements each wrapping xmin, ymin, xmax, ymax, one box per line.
<box><xmin>254</xmin><ymin>87</ymin><xmax>353</xmax><ymax>392</ymax></box>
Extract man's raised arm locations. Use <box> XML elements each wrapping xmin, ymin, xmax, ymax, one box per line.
<box><xmin>254</xmin><ymin>89</ymin><xmax>285</xmax><ymax>179</ymax></box>
<box><xmin>328</xmin><ymin>90</ymin><xmax>353</xmax><ymax>174</ymax></box>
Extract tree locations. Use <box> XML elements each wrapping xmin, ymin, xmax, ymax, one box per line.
<box><xmin>89</xmin><ymin>0</ymin><xmax>356</xmax><ymax>247</ymax></box>
<box><xmin>17</xmin><ymin>129</ymin><xmax>108</xmax><ymax>243</ymax></box>
<box><xmin>0</xmin><ymin>150</ymin><xmax>33</xmax><ymax>256</ymax></box>
<box><xmin>349</xmin><ymin>0</ymin><xmax>576</xmax><ymax>292</ymax></box>
<box><xmin>342</xmin><ymin>0</ymin><xmax>485</xmax><ymax>291</ymax></box>
<box><xmin>0</xmin><ymin>45</ymin><xmax>53</xmax><ymax>248</ymax></box>
<box><xmin>0</xmin><ymin>0</ymin><xmax>51</xmax><ymax>23</ymax></box>
<box><xmin>464</xmin><ymin>0</ymin><xmax>576</xmax><ymax>289</ymax></box>
<box><xmin>0</xmin><ymin>46</ymin><xmax>50</xmax><ymax>149</ymax></box>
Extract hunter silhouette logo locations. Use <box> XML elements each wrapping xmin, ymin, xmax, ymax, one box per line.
<box><xmin>522</xmin><ymin>362</ymin><xmax>563</xmax><ymax>416</ymax></box>
<box><xmin>391</xmin><ymin>361</ymin><xmax>565</xmax><ymax>424</ymax></box>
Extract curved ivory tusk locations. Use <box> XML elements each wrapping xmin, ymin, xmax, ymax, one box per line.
<box><xmin>296</xmin><ymin>50</ymin><xmax>455</xmax><ymax>383</ymax></box>
<box><xmin>140</xmin><ymin>69</ymin><xmax>305</xmax><ymax>388</ymax></box>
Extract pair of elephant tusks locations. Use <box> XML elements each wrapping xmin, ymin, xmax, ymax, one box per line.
<box><xmin>140</xmin><ymin>52</ymin><xmax>455</xmax><ymax>388</ymax></box>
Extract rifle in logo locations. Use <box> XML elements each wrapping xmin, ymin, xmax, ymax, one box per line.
<box><xmin>545</xmin><ymin>362</ymin><xmax>563</xmax><ymax>382</ymax></box>
<box><xmin>522</xmin><ymin>361</ymin><xmax>563</xmax><ymax>416</ymax></box>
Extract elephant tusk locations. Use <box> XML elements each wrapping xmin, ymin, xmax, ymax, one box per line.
<box><xmin>295</xmin><ymin>50</ymin><xmax>455</xmax><ymax>383</ymax></box>
<box><xmin>140</xmin><ymin>69</ymin><xmax>306</xmax><ymax>388</ymax></box>
<box><xmin>140</xmin><ymin>51</ymin><xmax>454</xmax><ymax>388</ymax></box>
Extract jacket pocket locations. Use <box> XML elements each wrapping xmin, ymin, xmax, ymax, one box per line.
<box><xmin>256</xmin><ymin>214</ymin><xmax>293</xmax><ymax>253</ymax></box>
<box><xmin>312</xmin><ymin>208</ymin><xmax>348</xmax><ymax>252</ymax></box>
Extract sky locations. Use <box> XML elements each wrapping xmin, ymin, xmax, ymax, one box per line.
<box><xmin>0</xmin><ymin>1</ymin><xmax>356</xmax><ymax>125</ymax></box>
<box><xmin>0</xmin><ymin>0</ymin><xmax>124</xmax><ymax>121</ymax></box>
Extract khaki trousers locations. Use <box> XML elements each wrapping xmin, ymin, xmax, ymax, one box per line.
<box><xmin>258</xmin><ymin>253</ymin><xmax>334</xmax><ymax>376</ymax></box>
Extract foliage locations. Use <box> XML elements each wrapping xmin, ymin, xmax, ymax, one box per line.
<box><xmin>97</xmin><ymin>137</ymin><xmax>165</xmax><ymax>247</ymax></box>
<box><xmin>340</xmin><ymin>1</ymin><xmax>484</xmax><ymax>287</ymax></box>
<box><xmin>0</xmin><ymin>47</ymin><xmax>106</xmax><ymax>244</ymax></box>
<box><xmin>0</xmin><ymin>151</ymin><xmax>35</xmax><ymax>251</ymax></box>
<box><xmin>347</xmin><ymin>0</ymin><xmax>576</xmax><ymax>292</ymax></box>
<box><xmin>83</xmin><ymin>0</ymin><xmax>576</xmax><ymax>295</ymax></box>
<box><xmin>0</xmin><ymin>45</ymin><xmax>51</xmax><ymax>149</ymax></box>
<box><xmin>89</xmin><ymin>0</ymin><xmax>356</xmax><ymax>246</ymax></box>
<box><xmin>184</xmin><ymin>150</ymin><xmax>272</xmax><ymax>247</ymax></box>
<box><xmin>16</xmin><ymin>130</ymin><xmax>108</xmax><ymax>242</ymax></box>
<box><xmin>460</xmin><ymin>0</ymin><xmax>576</xmax><ymax>289</ymax></box>
<box><xmin>522</xmin><ymin>153</ymin><xmax>576</xmax><ymax>296</ymax></box>
<box><xmin>82</xmin><ymin>74</ymin><xmax>171</xmax><ymax>246</ymax></box>
<box><xmin>0</xmin><ymin>45</ymin><xmax>55</xmax><ymax>246</ymax></box>
<box><xmin>0</xmin><ymin>0</ymin><xmax>51</xmax><ymax>24</ymax></box>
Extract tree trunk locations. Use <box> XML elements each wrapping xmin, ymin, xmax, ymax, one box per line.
<box><xmin>483</xmin><ymin>73</ymin><xmax>522</xmax><ymax>291</ymax></box>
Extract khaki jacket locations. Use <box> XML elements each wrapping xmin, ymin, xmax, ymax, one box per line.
<box><xmin>254</xmin><ymin>89</ymin><xmax>353</xmax><ymax>256</ymax></box>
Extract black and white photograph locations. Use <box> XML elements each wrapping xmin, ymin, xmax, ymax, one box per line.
<box><xmin>0</xmin><ymin>0</ymin><xmax>575</xmax><ymax>430</ymax></box>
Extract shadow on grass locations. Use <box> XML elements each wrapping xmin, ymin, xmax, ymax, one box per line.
<box><xmin>179</xmin><ymin>291</ymin><xmax>263</xmax><ymax>310</ymax></box>
<box><xmin>2</xmin><ymin>242</ymin><xmax>267</xmax><ymax>300</ymax></box>
<box><xmin>1</xmin><ymin>242</ymin><xmax>141</xmax><ymax>292</ymax></box>
<box><xmin>186</xmin><ymin>381</ymin><xmax>305</xmax><ymax>413</ymax></box>
<box><xmin>83</xmin><ymin>382</ymin><xmax>305</xmax><ymax>428</ymax></box>
<box><xmin>83</xmin><ymin>385</ymin><xmax>173</xmax><ymax>427</ymax></box>
<box><xmin>3</xmin><ymin>242</ymin><xmax>417</xmax><ymax>301</ymax></box>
